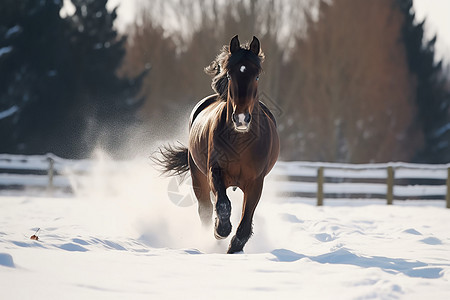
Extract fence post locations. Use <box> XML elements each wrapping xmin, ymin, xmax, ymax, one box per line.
<box><xmin>317</xmin><ymin>167</ymin><xmax>324</xmax><ymax>206</ymax></box>
<box><xmin>47</xmin><ymin>156</ymin><xmax>54</xmax><ymax>194</ymax></box>
<box><xmin>386</xmin><ymin>166</ymin><xmax>394</xmax><ymax>205</ymax></box>
<box><xmin>446</xmin><ymin>167</ymin><xmax>450</xmax><ymax>209</ymax></box>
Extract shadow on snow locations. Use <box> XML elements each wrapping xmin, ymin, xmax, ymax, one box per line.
<box><xmin>271</xmin><ymin>248</ymin><xmax>444</xmax><ymax>279</ymax></box>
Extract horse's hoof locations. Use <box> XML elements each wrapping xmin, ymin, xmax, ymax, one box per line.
<box><xmin>214</xmin><ymin>217</ymin><xmax>232</xmax><ymax>240</ymax></box>
<box><xmin>214</xmin><ymin>231</ymin><xmax>227</xmax><ymax>240</ymax></box>
<box><xmin>227</xmin><ymin>235</ymin><xmax>248</xmax><ymax>254</ymax></box>
<box><xmin>227</xmin><ymin>248</ymin><xmax>244</xmax><ymax>254</ymax></box>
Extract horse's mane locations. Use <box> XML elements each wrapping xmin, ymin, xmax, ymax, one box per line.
<box><xmin>205</xmin><ymin>42</ymin><xmax>265</xmax><ymax>100</ymax></box>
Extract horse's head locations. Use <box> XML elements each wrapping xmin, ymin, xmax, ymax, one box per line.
<box><xmin>226</xmin><ymin>35</ymin><xmax>262</xmax><ymax>133</ymax></box>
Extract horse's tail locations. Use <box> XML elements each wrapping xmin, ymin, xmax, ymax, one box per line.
<box><xmin>152</xmin><ymin>143</ymin><xmax>189</xmax><ymax>177</ymax></box>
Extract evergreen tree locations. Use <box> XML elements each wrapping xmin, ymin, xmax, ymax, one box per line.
<box><xmin>399</xmin><ymin>0</ymin><xmax>450</xmax><ymax>163</ymax></box>
<box><xmin>0</xmin><ymin>0</ymin><xmax>19</xmax><ymax>152</ymax></box>
<box><xmin>68</xmin><ymin>0</ymin><xmax>145</xmax><ymax>156</ymax></box>
<box><xmin>0</xmin><ymin>0</ymin><xmax>71</xmax><ymax>154</ymax></box>
<box><xmin>0</xmin><ymin>0</ymin><xmax>144</xmax><ymax>158</ymax></box>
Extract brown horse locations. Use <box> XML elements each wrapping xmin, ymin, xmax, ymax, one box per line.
<box><xmin>156</xmin><ymin>35</ymin><xmax>279</xmax><ymax>253</ymax></box>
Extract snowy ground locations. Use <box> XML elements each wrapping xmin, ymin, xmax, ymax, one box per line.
<box><xmin>1</xmin><ymin>159</ymin><xmax>450</xmax><ymax>299</ymax></box>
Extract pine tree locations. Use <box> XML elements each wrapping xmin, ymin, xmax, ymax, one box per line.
<box><xmin>0</xmin><ymin>0</ymin><xmax>73</xmax><ymax>154</ymax></box>
<box><xmin>0</xmin><ymin>0</ymin><xmax>20</xmax><ymax>152</ymax></box>
<box><xmin>0</xmin><ymin>0</ymin><xmax>144</xmax><ymax>158</ymax></box>
<box><xmin>68</xmin><ymin>0</ymin><xmax>145</xmax><ymax>156</ymax></box>
<box><xmin>399</xmin><ymin>0</ymin><xmax>450</xmax><ymax>163</ymax></box>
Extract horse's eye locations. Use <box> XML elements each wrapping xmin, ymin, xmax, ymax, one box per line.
<box><xmin>256</xmin><ymin>75</ymin><xmax>260</xmax><ymax>81</ymax></box>
<box><xmin>227</xmin><ymin>72</ymin><xmax>231</xmax><ymax>80</ymax></box>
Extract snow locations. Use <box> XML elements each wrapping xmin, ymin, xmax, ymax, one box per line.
<box><xmin>47</xmin><ymin>70</ymin><xmax>57</xmax><ymax>77</ymax></box>
<box><xmin>272</xmin><ymin>161</ymin><xmax>449</xmax><ymax>199</ymax></box>
<box><xmin>0</xmin><ymin>46</ymin><xmax>13</xmax><ymax>58</ymax></box>
<box><xmin>0</xmin><ymin>173</ymin><xmax>70</xmax><ymax>188</ymax></box>
<box><xmin>434</xmin><ymin>122</ymin><xmax>450</xmax><ymax>138</ymax></box>
<box><xmin>276</xmin><ymin>180</ymin><xmax>447</xmax><ymax>198</ymax></box>
<box><xmin>5</xmin><ymin>26</ymin><xmax>21</xmax><ymax>39</ymax></box>
<box><xmin>274</xmin><ymin>161</ymin><xmax>450</xmax><ymax>177</ymax></box>
<box><xmin>1</xmin><ymin>157</ymin><xmax>450</xmax><ymax>299</ymax></box>
<box><xmin>94</xmin><ymin>43</ymin><xmax>103</xmax><ymax>50</ymax></box>
<box><xmin>0</xmin><ymin>105</ymin><xmax>19</xmax><ymax>120</ymax></box>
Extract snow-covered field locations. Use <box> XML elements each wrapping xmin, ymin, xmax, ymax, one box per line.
<box><xmin>1</xmin><ymin>158</ymin><xmax>450</xmax><ymax>299</ymax></box>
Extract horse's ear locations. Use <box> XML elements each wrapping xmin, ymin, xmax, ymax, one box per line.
<box><xmin>230</xmin><ymin>35</ymin><xmax>240</xmax><ymax>53</ymax></box>
<box><xmin>249</xmin><ymin>36</ymin><xmax>260</xmax><ymax>55</ymax></box>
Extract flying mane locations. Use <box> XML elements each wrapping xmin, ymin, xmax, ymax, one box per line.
<box><xmin>205</xmin><ymin>43</ymin><xmax>265</xmax><ymax>100</ymax></box>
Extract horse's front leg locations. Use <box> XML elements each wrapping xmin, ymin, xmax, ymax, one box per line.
<box><xmin>228</xmin><ymin>177</ymin><xmax>263</xmax><ymax>254</ymax></box>
<box><xmin>211</xmin><ymin>165</ymin><xmax>232</xmax><ymax>239</ymax></box>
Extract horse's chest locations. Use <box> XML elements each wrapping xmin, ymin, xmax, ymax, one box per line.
<box><xmin>214</xmin><ymin>132</ymin><xmax>267</xmax><ymax>180</ymax></box>
<box><xmin>189</xmin><ymin>105</ymin><xmax>274</xmax><ymax>183</ymax></box>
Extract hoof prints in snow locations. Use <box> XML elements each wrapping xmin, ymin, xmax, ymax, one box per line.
<box><xmin>57</xmin><ymin>239</ymin><xmax>128</xmax><ymax>252</ymax></box>
<box><xmin>403</xmin><ymin>228</ymin><xmax>422</xmax><ymax>235</ymax></box>
<box><xmin>420</xmin><ymin>237</ymin><xmax>442</xmax><ymax>245</ymax></box>
<box><xmin>58</xmin><ymin>243</ymin><xmax>89</xmax><ymax>252</ymax></box>
<box><xmin>280</xmin><ymin>213</ymin><xmax>304</xmax><ymax>223</ymax></box>
<box><xmin>271</xmin><ymin>248</ymin><xmax>444</xmax><ymax>279</ymax></box>
<box><xmin>1</xmin><ymin>193</ymin><xmax>449</xmax><ymax>299</ymax></box>
<box><xmin>0</xmin><ymin>253</ymin><xmax>15</xmax><ymax>268</ymax></box>
<box><xmin>315</xmin><ymin>233</ymin><xmax>336</xmax><ymax>242</ymax></box>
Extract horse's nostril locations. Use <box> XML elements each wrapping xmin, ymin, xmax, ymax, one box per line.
<box><xmin>232</xmin><ymin>113</ymin><xmax>251</xmax><ymax>125</ymax></box>
<box><xmin>232</xmin><ymin>113</ymin><xmax>239</xmax><ymax>123</ymax></box>
<box><xmin>245</xmin><ymin>113</ymin><xmax>251</xmax><ymax>124</ymax></box>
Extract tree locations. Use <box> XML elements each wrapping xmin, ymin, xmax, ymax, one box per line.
<box><xmin>0</xmin><ymin>0</ymin><xmax>76</xmax><ymax>154</ymax></box>
<box><xmin>399</xmin><ymin>0</ymin><xmax>450</xmax><ymax>163</ymax></box>
<box><xmin>67</xmin><ymin>0</ymin><xmax>146</xmax><ymax>157</ymax></box>
<box><xmin>120</xmin><ymin>5</ymin><xmax>183</xmax><ymax>132</ymax></box>
<box><xmin>278</xmin><ymin>0</ymin><xmax>422</xmax><ymax>162</ymax></box>
<box><xmin>0</xmin><ymin>0</ymin><xmax>144</xmax><ymax>158</ymax></box>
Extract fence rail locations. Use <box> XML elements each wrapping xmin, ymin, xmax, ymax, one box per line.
<box><xmin>0</xmin><ymin>153</ymin><xmax>92</xmax><ymax>193</ymax></box>
<box><xmin>271</xmin><ymin>161</ymin><xmax>450</xmax><ymax>208</ymax></box>
<box><xmin>1</xmin><ymin>154</ymin><xmax>449</xmax><ymax>208</ymax></box>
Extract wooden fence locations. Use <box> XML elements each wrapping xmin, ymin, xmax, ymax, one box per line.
<box><xmin>1</xmin><ymin>154</ymin><xmax>449</xmax><ymax>208</ymax></box>
<box><xmin>271</xmin><ymin>161</ymin><xmax>450</xmax><ymax>208</ymax></box>
<box><xmin>0</xmin><ymin>153</ymin><xmax>91</xmax><ymax>194</ymax></box>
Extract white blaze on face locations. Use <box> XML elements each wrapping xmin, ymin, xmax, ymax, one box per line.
<box><xmin>240</xmin><ymin>65</ymin><xmax>246</xmax><ymax>73</ymax></box>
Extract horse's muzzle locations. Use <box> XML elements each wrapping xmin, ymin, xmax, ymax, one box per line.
<box><xmin>232</xmin><ymin>112</ymin><xmax>251</xmax><ymax>132</ymax></box>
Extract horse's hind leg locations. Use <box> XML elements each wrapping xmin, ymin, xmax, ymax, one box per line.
<box><xmin>189</xmin><ymin>155</ymin><xmax>213</xmax><ymax>226</ymax></box>
<box><xmin>211</xmin><ymin>165</ymin><xmax>232</xmax><ymax>239</ymax></box>
<box><xmin>228</xmin><ymin>178</ymin><xmax>263</xmax><ymax>254</ymax></box>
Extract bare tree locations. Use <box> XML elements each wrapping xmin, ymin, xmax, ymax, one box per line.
<box><xmin>278</xmin><ymin>0</ymin><xmax>422</xmax><ymax>162</ymax></box>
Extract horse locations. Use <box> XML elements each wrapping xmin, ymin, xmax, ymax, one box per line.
<box><xmin>156</xmin><ymin>35</ymin><xmax>279</xmax><ymax>253</ymax></box>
